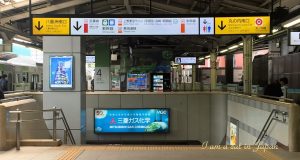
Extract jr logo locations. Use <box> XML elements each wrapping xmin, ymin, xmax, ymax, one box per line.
<box><xmin>157</xmin><ymin>110</ymin><xmax>167</xmax><ymax>115</ymax></box>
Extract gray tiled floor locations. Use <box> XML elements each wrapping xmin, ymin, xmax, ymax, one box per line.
<box><xmin>0</xmin><ymin>145</ymin><xmax>300</xmax><ymax>160</ymax></box>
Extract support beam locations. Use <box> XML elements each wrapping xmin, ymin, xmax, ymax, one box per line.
<box><xmin>144</xmin><ymin>0</ymin><xmax>199</xmax><ymax>14</ymax></box>
<box><xmin>260</xmin><ymin>0</ymin><xmax>271</xmax><ymax>7</ymax></box>
<box><xmin>0</xmin><ymin>0</ymin><xmax>90</xmax><ymax>25</ymax></box>
<box><xmin>0</xmin><ymin>0</ymin><xmax>48</xmax><ymax>13</ymax></box>
<box><xmin>190</xmin><ymin>1</ymin><xmax>198</xmax><ymax>12</ymax></box>
<box><xmin>220</xmin><ymin>3</ymin><xmax>255</xmax><ymax>13</ymax></box>
<box><xmin>210</xmin><ymin>49</ymin><xmax>217</xmax><ymax>91</ymax></box>
<box><xmin>222</xmin><ymin>0</ymin><xmax>270</xmax><ymax>12</ymax></box>
<box><xmin>167</xmin><ymin>0</ymin><xmax>171</xmax><ymax>5</ymax></box>
<box><xmin>124</xmin><ymin>0</ymin><xmax>133</xmax><ymax>14</ymax></box>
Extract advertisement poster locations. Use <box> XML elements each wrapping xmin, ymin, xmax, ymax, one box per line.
<box><xmin>49</xmin><ymin>56</ymin><xmax>73</xmax><ymax>88</ymax></box>
<box><xmin>94</xmin><ymin>108</ymin><xmax>170</xmax><ymax>133</ymax></box>
<box><xmin>230</xmin><ymin>122</ymin><xmax>238</xmax><ymax>145</ymax></box>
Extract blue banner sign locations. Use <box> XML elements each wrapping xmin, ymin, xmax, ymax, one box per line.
<box><xmin>49</xmin><ymin>56</ymin><xmax>73</xmax><ymax>88</ymax></box>
<box><xmin>94</xmin><ymin>108</ymin><xmax>170</xmax><ymax>133</ymax></box>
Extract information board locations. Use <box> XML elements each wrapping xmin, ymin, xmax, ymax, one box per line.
<box><xmin>127</xmin><ymin>73</ymin><xmax>148</xmax><ymax>91</ymax></box>
<box><xmin>289</xmin><ymin>31</ymin><xmax>300</xmax><ymax>46</ymax></box>
<box><xmin>215</xmin><ymin>16</ymin><xmax>270</xmax><ymax>35</ymax></box>
<box><xmin>94</xmin><ymin>108</ymin><xmax>170</xmax><ymax>133</ymax></box>
<box><xmin>200</xmin><ymin>17</ymin><xmax>214</xmax><ymax>35</ymax></box>
<box><xmin>175</xmin><ymin>57</ymin><xmax>197</xmax><ymax>64</ymax></box>
<box><xmin>70</xmin><ymin>17</ymin><xmax>199</xmax><ymax>35</ymax></box>
<box><xmin>32</xmin><ymin>18</ymin><xmax>70</xmax><ymax>35</ymax></box>
<box><xmin>49</xmin><ymin>56</ymin><xmax>73</xmax><ymax>89</ymax></box>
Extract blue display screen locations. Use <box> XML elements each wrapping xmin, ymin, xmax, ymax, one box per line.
<box><xmin>127</xmin><ymin>74</ymin><xmax>148</xmax><ymax>90</ymax></box>
<box><xmin>49</xmin><ymin>56</ymin><xmax>73</xmax><ymax>88</ymax></box>
<box><xmin>94</xmin><ymin>108</ymin><xmax>170</xmax><ymax>133</ymax></box>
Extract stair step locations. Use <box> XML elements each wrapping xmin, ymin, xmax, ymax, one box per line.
<box><xmin>21</xmin><ymin>139</ymin><xmax>62</xmax><ymax>146</ymax></box>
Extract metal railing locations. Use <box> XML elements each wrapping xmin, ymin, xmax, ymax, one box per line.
<box><xmin>9</xmin><ymin>107</ymin><xmax>75</xmax><ymax>150</ymax></box>
<box><xmin>255</xmin><ymin>109</ymin><xmax>288</xmax><ymax>145</ymax></box>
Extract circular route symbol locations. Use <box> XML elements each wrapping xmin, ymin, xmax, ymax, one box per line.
<box><xmin>256</xmin><ymin>18</ymin><xmax>263</xmax><ymax>26</ymax></box>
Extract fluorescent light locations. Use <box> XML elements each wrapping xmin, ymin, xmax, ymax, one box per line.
<box><xmin>272</xmin><ymin>28</ymin><xmax>279</xmax><ymax>33</ymax></box>
<box><xmin>258</xmin><ymin>35</ymin><xmax>266</xmax><ymax>38</ymax></box>
<box><xmin>205</xmin><ymin>55</ymin><xmax>210</xmax><ymax>59</ymax></box>
<box><xmin>220</xmin><ymin>49</ymin><xmax>228</xmax><ymax>53</ymax></box>
<box><xmin>228</xmin><ymin>45</ymin><xmax>238</xmax><ymax>50</ymax></box>
<box><xmin>283</xmin><ymin>17</ymin><xmax>300</xmax><ymax>28</ymax></box>
<box><xmin>13</xmin><ymin>38</ymin><xmax>32</xmax><ymax>44</ymax></box>
<box><xmin>239</xmin><ymin>42</ymin><xmax>243</xmax><ymax>46</ymax></box>
<box><xmin>199</xmin><ymin>57</ymin><xmax>204</xmax><ymax>60</ymax></box>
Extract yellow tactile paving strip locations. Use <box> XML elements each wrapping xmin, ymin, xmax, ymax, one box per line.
<box><xmin>56</xmin><ymin>146</ymin><xmax>282</xmax><ymax>160</ymax></box>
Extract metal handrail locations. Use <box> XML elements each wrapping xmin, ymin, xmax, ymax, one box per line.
<box><xmin>255</xmin><ymin>109</ymin><xmax>288</xmax><ymax>145</ymax></box>
<box><xmin>9</xmin><ymin>107</ymin><xmax>76</xmax><ymax>150</ymax></box>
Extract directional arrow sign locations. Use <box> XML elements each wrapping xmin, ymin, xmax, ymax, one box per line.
<box><xmin>73</xmin><ymin>21</ymin><xmax>82</xmax><ymax>31</ymax></box>
<box><xmin>32</xmin><ymin>18</ymin><xmax>70</xmax><ymax>35</ymax></box>
<box><xmin>215</xmin><ymin>16</ymin><xmax>270</xmax><ymax>35</ymax></box>
<box><xmin>218</xmin><ymin>21</ymin><xmax>226</xmax><ymax>30</ymax></box>
<box><xmin>35</xmin><ymin>21</ymin><xmax>43</xmax><ymax>31</ymax></box>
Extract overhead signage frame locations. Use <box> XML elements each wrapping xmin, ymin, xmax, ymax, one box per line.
<box><xmin>30</xmin><ymin>14</ymin><xmax>271</xmax><ymax>36</ymax></box>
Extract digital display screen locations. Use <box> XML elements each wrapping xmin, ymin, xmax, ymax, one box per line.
<box><xmin>71</xmin><ymin>18</ymin><xmax>199</xmax><ymax>35</ymax></box>
<box><xmin>175</xmin><ymin>57</ymin><xmax>197</xmax><ymax>64</ymax></box>
<box><xmin>94</xmin><ymin>108</ymin><xmax>170</xmax><ymax>133</ymax></box>
<box><xmin>127</xmin><ymin>73</ymin><xmax>148</xmax><ymax>91</ymax></box>
<box><xmin>289</xmin><ymin>31</ymin><xmax>300</xmax><ymax>46</ymax></box>
<box><xmin>49</xmin><ymin>56</ymin><xmax>73</xmax><ymax>88</ymax></box>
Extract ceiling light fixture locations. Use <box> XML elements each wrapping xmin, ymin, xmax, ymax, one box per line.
<box><xmin>258</xmin><ymin>35</ymin><xmax>266</xmax><ymax>38</ymax></box>
<box><xmin>228</xmin><ymin>45</ymin><xmax>238</xmax><ymax>50</ymax></box>
<box><xmin>283</xmin><ymin>15</ymin><xmax>300</xmax><ymax>28</ymax></box>
<box><xmin>220</xmin><ymin>49</ymin><xmax>228</xmax><ymax>53</ymax></box>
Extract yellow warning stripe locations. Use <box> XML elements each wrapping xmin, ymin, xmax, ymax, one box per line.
<box><xmin>256</xmin><ymin>150</ymin><xmax>282</xmax><ymax>160</ymax></box>
<box><xmin>57</xmin><ymin>147</ymin><xmax>84</xmax><ymax>160</ymax></box>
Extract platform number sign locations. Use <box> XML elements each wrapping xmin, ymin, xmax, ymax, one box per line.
<box><xmin>94</xmin><ymin>67</ymin><xmax>110</xmax><ymax>90</ymax></box>
<box><xmin>96</xmin><ymin>68</ymin><xmax>102</xmax><ymax>76</ymax></box>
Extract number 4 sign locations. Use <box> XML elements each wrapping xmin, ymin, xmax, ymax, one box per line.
<box><xmin>94</xmin><ymin>67</ymin><xmax>110</xmax><ymax>90</ymax></box>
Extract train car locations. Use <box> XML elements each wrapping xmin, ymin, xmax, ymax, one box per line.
<box><xmin>0</xmin><ymin>61</ymin><xmax>43</xmax><ymax>91</ymax></box>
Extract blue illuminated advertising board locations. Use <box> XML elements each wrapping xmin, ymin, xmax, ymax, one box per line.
<box><xmin>94</xmin><ymin>108</ymin><xmax>170</xmax><ymax>133</ymax></box>
<box><xmin>49</xmin><ymin>56</ymin><xmax>73</xmax><ymax>89</ymax></box>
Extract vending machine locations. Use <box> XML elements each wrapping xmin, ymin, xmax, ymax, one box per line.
<box><xmin>151</xmin><ymin>73</ymin><xmax>171</xmax><ymax>92</ymax></box>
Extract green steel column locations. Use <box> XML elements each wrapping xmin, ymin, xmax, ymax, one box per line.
<box><xmin>243</xmin><ymin>35</ymin><xmax>253</xmax><ymax>95</ymax></box>
<box><xmin>210</xmin><ymin>50</ymin><xmax>217</xmax><ymax>91</ymax></box>
<box><xmin>192</xmin><ymin>65</ymin><xmax>196</xmax><ymax>91</ymax></box>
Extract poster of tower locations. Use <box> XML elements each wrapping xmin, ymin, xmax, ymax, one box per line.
<box><xmin>50</xmin><ymin>56</ymin><xmax>73</xmax><ymax>88</ymax></box>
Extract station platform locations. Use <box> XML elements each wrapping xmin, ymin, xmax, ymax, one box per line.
<box><xmin>1</xmin><ymin>145</ymin><xmax>300</xmax><ymax>160</ymax></box>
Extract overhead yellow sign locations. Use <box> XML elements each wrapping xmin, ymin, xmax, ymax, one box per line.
<box><xmin>32</xmin><ymin>18</ymin><xmax>70</xmax><ymax>35</ymax></box>
<box><xmin>215</xmin><ymin>16</ymin><xmax>270</xmax><ymax>35</ymax></box>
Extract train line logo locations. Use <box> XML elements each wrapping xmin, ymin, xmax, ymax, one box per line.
<box><xmin>102</xmin><ymin>19</ymin><xmax>116</xmax><ymax>26</ymax></box>
<box><xmin>255</xmin><ymin>18</ymin><xmax>263</xmax><ymax>26</ymax></box>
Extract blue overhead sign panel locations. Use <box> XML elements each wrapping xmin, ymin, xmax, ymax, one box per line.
<box><xmin>94</xmin><ymin>108</ymin><xmax>170</xmax><ymax>133</ymax></box>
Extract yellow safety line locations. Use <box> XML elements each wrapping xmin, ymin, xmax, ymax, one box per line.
<box><xmin>256</xmin><ymin>150</ymin><xmax>282</xmax><ymax>160</ymax></box>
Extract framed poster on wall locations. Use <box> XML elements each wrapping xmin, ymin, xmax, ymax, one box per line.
<box><xmin>49</xmin><ymin>56</ymin><xmax>73</xmax><ymax>89</ymax></box>
<box><xmin>94</xmin><ymin>108</ymin><xmax>170</xmax><ymax>133</ymax></box>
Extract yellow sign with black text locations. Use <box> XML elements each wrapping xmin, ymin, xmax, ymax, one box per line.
<box><xmin>215</xmin><ymin>16</ymin><xmax>270</xmax><ymax>35</ymax></box>
<box><xmin>32</xmin><ymin>18</ymin><xmax>70</xmax><ymax>35</ymax></box>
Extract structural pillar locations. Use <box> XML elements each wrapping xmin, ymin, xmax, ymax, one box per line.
<box><xmin>243</xmin><ymin>35</ymin><xmax>253</xmax><ymax>95</ymax></box>
<box><xmin>94</xmin><ymin>43</ymin><xmax>111</xmax><ymax>91</ymax></box>
<box><xmin>192</xmin><ymin>65</ymin><xmax>196</xmax><ymax>91</ymax></box>
<box><xmin>43</xmin><ymin>36</ymin><xmax>86</xmax><ymax>144</ymax></box>
<box><xmin>210</xmin><ymin>50</ymin><xmax>217</xmax><ymax>91</ymax></box>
